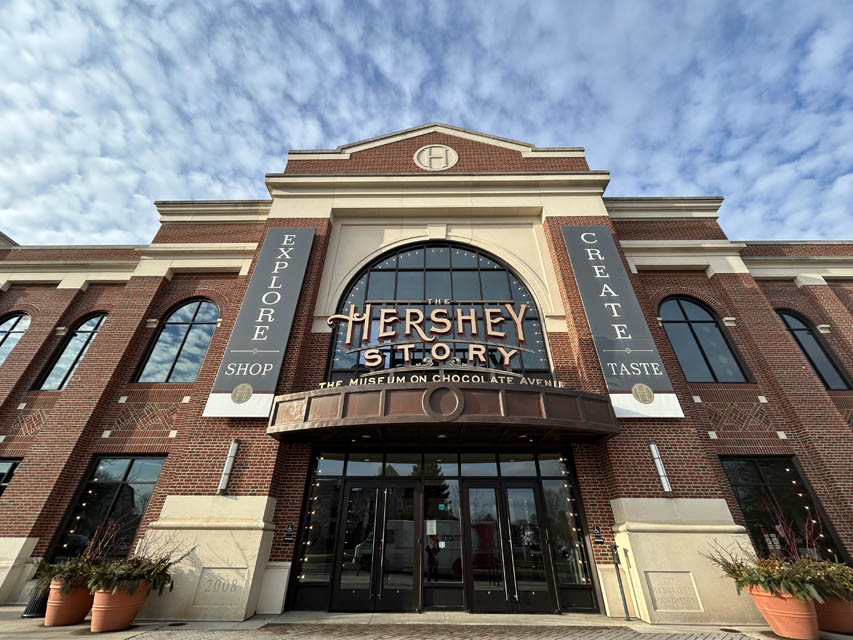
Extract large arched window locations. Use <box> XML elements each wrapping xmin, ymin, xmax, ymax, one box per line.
<box><xmin>0</xmin><ymin>313</ymin><xmax>30</xmax><ymax>367</ymax></box>
<box><xmin>37</xmin><ymin>313</ymin><xmax>107</xmax><ymax>390</ymax></box>
<box><xmin>660</xmin><ymin>297</ymin><xmax>747</xmax><ymax>383</ymax></box>
<box><xmin>327</xmin><ymin>242</ymin><xmax>550</xmax><ymax>382</ymax></box>
<box><xmin>777</xmin><ymin>310</ymin><xmax>849</xmax><ymax>390</ymax></box>
<box><xmin>137</xmin><ymin>299</ymin><xmax>219</xmax><ymax>383</ymax></box>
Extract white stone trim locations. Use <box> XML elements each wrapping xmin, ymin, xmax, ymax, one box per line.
<box><xmin>155</xmin><ymin>201</ymin><xmax>271</xmax><ymax>223</ymax></box>
<box><xmin>202</xmin><ymin>391</ymin><xmax>274</xmax><ymax>418</ymax></box>
<box><xmin>619</xmin><ymin>240</ymin><xmax>749</xmax><ymax>276</ymax></box>
<box><xmin>286</xmin><ymin>123</ymin><xmax>586</xmax><ymax>157</ymax></box>
<box><xmin>0</xmin><ymin>244</ymin><xmax>258</xmax><ymax>289</ymax></box>
<box><xmin>744</xmin><ymin>256</ymin><xmax>853</xmax><ymax>281</ymax></box>
<box><xmin>312</xmin><ymin>216</ymin><xmax>569</xmax><ymax>335</ymax></box>
<box><xmin>610</xmin><ymin>392</ymin><xmax>684</xmax><ymax>418</ymax></box>
<box><xmin>605</xmin><ymin>197</ymin><xmax>723</xmax><ymax>219</ymax></box>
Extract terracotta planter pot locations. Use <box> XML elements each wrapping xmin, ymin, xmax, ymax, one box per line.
<box><xmin>815</xmin><ymin>597</ymin><xmax>853</xmax><ymax>634</ymax></box>
<box><xmin>44</xmin><ymin>578</ymin><xmax>94</xmax><ymax>626</ymax></box>
<box><xmin>90</xmin><ymin>581</ymin><xmax>149</xmax><ymax>633</ymax></box>
<box><xmin>747</xmin><ymin>586</ymin><xmax>818</xmax><ymax>640</ymax></box>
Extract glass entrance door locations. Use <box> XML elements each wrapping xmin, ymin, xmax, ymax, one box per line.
<box><xmin>462</xmin><ymin>480</ymin><xmax>558</xmax><ymax>613</ymax></box>
<box><xmin>331</xmin><ymin>480</ymin><xmax>420</xmax><ymax>611</ymax></box>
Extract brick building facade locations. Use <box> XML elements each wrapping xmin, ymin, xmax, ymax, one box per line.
<box><xmin>0</xmin><ymin>124</ymin><xmax>850</xmax><ymax>624</ymax></box>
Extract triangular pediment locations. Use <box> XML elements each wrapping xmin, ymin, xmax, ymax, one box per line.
<box><xmin>284</xmin><ymin>123</ymin><xmax>588</xmax><ymax>175</ymax></box>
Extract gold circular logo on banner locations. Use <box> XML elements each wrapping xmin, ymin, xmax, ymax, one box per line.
<box><xmin>631</xmin><ymin>383</ymin><xmax>654</xmax><ymax>404</ymax></box>
<box><xmin>231</xmin><ymin>383</ymin><xmax>253</xmax><ymax>404</ymax></box>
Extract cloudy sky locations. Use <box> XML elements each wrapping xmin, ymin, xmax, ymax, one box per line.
<box><xmin>1</xmin><ymin>1</ymin><xmax>851</xmax><ymax>245</ymax></box>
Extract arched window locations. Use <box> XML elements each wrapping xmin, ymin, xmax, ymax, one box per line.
<box><xmin>327</xmin><ymin>242</ymin><xmax>550</xmax><ymax>381</ymax></box>
<box><xmin>0</xmin><ymin>313</ymin><xmax>30</xmax><ymax>367</ymax></box>
<box><xmin>38</xmin><ymin>313</ymin><xmax>107</xmax><ymax>390</ymax></box>
<box><xmin>660</xmin><ymin>297</ymin><xmax>747</xmax><ymax>383</ymax></box>
<box><xmin>777</xmin><ymin>311</ymin><xmax>849</xmax><ymax>390</ymax></box>
<box><xmin>137</xmin><ymin>299</ymin><xmax>219</xmax><ymax>383</ymax></box>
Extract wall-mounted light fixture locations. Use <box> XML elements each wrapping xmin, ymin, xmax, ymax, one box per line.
<box><xmin>649</xmin><ymin>442</ymin><xmax>672</xmax><ymax>493</ymax></box>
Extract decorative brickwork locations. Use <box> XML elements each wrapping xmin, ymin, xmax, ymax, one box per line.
<box><xmin>284</xmin><ymin>132</ymin><xmax>590</xmax><ymax>175</ymax></box>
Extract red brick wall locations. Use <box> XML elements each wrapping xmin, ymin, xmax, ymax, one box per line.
<box><xmin>613</xmin><ymin>219</ymin><xmax>727</xmax><ymax>240</ymax></box>
<box><xmin>152</xmin><ymin>223</ymin><xmax>265</xmax><ymax>244</ymax></box>
<box><xmin>284</xmin><ymin>132</ymin><xmax>590</xmax><ymax>175</ymax></box>
<box><xmin>741</xmin><ymin>243</ymin><xmax>853</xmax><ymax>257</ymax></box>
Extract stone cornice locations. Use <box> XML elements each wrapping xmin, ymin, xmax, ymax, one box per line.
<box><xmin>605</xmin><ymin>197</ymin><xmax>723</xmax><ymax>219</ymax></box>
<box><xmin>619</xmin><ymin>240</ymin><xmax>748</xmax><ymax>276</ymax></box>
<box><xmin>154</xmin><ymin>200</ymin><xmax>271</xmax><ymax>223</ymax></box>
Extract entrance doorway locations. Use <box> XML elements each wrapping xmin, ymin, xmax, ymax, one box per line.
<box><xmin>331</xmin><ymin>479</ymin><xmax>421</xmax><ymax>611</ymax></box>
<box><xmin>289</xmin><ymin>451</ymin><xmax>597</xmax><ymax>614</ymax></box>
<box><xmin>463</xmin><ymin>480</ymin><xmax>556</xmax><ymax>613</ymax></box>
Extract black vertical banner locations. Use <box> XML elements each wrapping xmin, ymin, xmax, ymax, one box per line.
<box><xmin>562</xmin><ymin>226</ymin><xmax>682</xmax><ymax>418</ymax></box>
<box><xmin>203</xmin><ymin>227</ymin><xmax>314</xmax><ymax>418</ymax></box>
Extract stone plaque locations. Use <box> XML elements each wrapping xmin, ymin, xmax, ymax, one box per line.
<box><xmin>645</xmin><ymin>571</ymin><xmax>702</xmax><ymax>612</ymax></box>
<box><xmin>192</xmin><ymin>567</ymin><xmax>247</xmax><ymax>607</ymax></box>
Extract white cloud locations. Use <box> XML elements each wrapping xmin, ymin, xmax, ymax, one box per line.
<box><xmin>0</xmin><ymin>0</ymin><xmax>851</xmax><ymax>244</ymax></box>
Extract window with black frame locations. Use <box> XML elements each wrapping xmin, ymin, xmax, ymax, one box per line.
<box><xmin>137</xmin><ymin>299</ymin><xmax>219</xmax><ymax>383</ymax></box>
<box><xmin>0</xmin><ymin>313</ymin><xmax>30</xmax><ymax>367</ymax></box>
<box><xmin>659</xmin><ymin>297</ymin><xmax>747</xmax><ymax>383</ymax></box>
<box><xmin>0</xmin><ymin>459</ymin><xmax>20</xmax><ymax>498</ymax></box>
<box><xmin>53</xmin><ymin>457</ymin><xmax>165</xmax><ymax>561</ymax></box>
<box><xmin>37</xmin><ymin>313</ymin><xmax>106</xmax><ymax>390</ymax></box>
<box><xmin>777</xmin><ymin>310</ymin><xmax>849</xmax><ymax>390</ymax></box>
<box><xmin>721</xmin><ymin>457</ymin><xmax>844</xmax><ymax>562</ymax></box>
<box><xmin>328</xmin><ymin>243</ymin><xmax>550</xmax><ymax>382</ymax></box>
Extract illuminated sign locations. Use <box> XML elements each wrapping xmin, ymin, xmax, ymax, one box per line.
<box><xmin>327</xmin><ymin>298</ymin><xmax>529</xmax><ymax>369</ymax></box>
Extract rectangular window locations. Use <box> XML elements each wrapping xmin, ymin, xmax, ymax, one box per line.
<box><xmin>0</xmin><ymin>459</ymin><xmax>20</xmax><ymax>497</ymax></box>
<box><xmin>721</xmin><ymin>457</ymin><xmax>844</xmax><ymax>562</ymax></box>
<box><xmin>54</xmin><ymin>456</ymin><xmax>165</xmax><ymax>561</ymax></box>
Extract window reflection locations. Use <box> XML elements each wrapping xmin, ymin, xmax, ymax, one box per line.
<box><xmin>0</xmin><ymin>313</ymin><xmax>29</xmax><ymax>368</ymax></box>
<box><xmin>54</xmin><ymin>457</ymin><xmax>164</xmax><ymax>561</ymax></box>
<box><xmin>328</xmin><ymin>242</ymin><xmax>550</xmax><ymax>383</ymax></box>
<box><xmin>39</xmin><ymin>314</ymin><xmax>106</xmax><ymax>390</ymax></box>
<box><xmin>138</xmin><ymin>300</ymin><xmax>219</xmax><ymax>383</ymax></box>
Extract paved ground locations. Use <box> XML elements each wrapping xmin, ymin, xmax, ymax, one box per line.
<box><xmin>137</xmin><ymin>625</ymin><xmax>755</xmax><ymax>640</ymax></box>
<box><xmin>0</xmin><ymin>606</ymin><xmax>773</xmax><ymax>640</ymax></box>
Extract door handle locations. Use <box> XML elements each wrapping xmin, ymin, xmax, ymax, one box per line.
<box><xmin>495</xmin><ymin>508</ymin><xmax>511</xmax><ymax>601</ymax></box>
<box><xmin>507</xmin><ymin>537</ymin><xmax>520</xmax><ymax>601</ymax></box>
<box><xmin>369</xmin><ymin>487</ymin><xmax>380</xmax><ymax>598</ymax></box>
<box><xmin>377</xmin><ymin>488</ymin><xmax>388</xmax><ymax>599</ymax></box>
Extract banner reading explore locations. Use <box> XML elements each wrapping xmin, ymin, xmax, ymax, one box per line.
<box><xmin>203</xmin><ymin>227</ymin><xmax>314</xmax><ymax>418</ymax></box>
<box><xmin>562</xmin><ymin>225</ymin><xmax>683</xmax><ymax>418</ymax></box>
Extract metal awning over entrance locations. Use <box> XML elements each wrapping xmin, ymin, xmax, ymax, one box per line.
<box><xmin>267</xmin><ymin>381</ymin><xmax>618</xmax><ymax>445</ymax></box>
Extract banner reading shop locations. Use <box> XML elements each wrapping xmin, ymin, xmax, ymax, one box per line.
<box><xmin>203</xmin><ymin>227</ymin><xmax>314</xmax><ymax>418</ymax></box>
<box><xmin>562</xmin><ymin>226</ymin><xmax>683</xmax><ymax>418</ymax></box>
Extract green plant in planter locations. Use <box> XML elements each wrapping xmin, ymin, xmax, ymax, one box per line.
<box><xmin>35</xmin><ymin>555</ymin><xmax>100</xmax><ymax>596</ymax></box>
<box><xmin>88</xmin><ymin>550</ymin><xmax>191</xmax><ymax>596</ymax></box>
<box><xmin>813</xmin><ymin>561</ymin><xmax>853</xmax><ymax>602</ymax></box>
<box><xmin>705</xmin><ymin>546</ymin><xmax>826</xmax><ymax>602</ymax></box>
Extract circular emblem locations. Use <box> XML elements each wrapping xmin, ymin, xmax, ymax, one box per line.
<box><xmin>631</xmin><ymin>383</ymin><xmax>655</xmax><ymax>405</ymax></box>
<box><xmin>231</xmin><ymin>383</ymin><xmax>253</xmax><ymax>404</ymax></box>
<box><xmin>413</xmin><ymin>144</ymin><xmax>459</xmax><ymax>171</ymax></box>
<box><xmin>422</xmin><ymin>384</ymin><xmax>465</xmax><ymax>421</ymax></box>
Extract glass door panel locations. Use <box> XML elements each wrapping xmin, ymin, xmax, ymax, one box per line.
<box><xmin>464</xmin><ymin>485</ymin><xmax>510</xmax><ymax>612</ymax></box>
<box><xmin>376</xmin><ymin>484</ymin><xmax>419</xmax><ymax>611</ymax></box>
<box><xmin>505</xmin><ymin>486</ymin><xmax>554</xmax><ymax>612</ymax></box>
<box><xmin>332</xmin><ymin>483</ymin><xmax>379</xmax><ymax>610</ymax></box>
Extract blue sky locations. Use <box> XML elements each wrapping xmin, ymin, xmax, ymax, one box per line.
<box><xmin>0</xmin><ymin>0</ymin><xmax>851</xmax><ymax>245</ymax></box>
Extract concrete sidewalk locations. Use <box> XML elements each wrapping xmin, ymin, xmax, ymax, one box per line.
<box><xmin>0</xmin><ymin>606</ymin><xmax>774</xmax><ymax>640</ymax></box>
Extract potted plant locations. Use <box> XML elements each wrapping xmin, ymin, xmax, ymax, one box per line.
<box><xmin>37</xmin><ymin>556</ymin><xmax>96</xmax><ymax>626</ymax></box>
<box><xmin>87</xmin><ymin>546</ymin><xmax>189</xmax><ymax>633</ymax></box>
<box><xmin>706</xmin><ymin>547</ymin><xmax>823</xmax><ymax>640</ymax></box>
<box><xmin>813</xmin><ymin>560</ymin><xmax>853</xmax><ymax>634</ymax></box>
<box><xmin>36</xmin><ymin>519</ymin><xmax>119</xmax><ymax>626</ymax></box>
